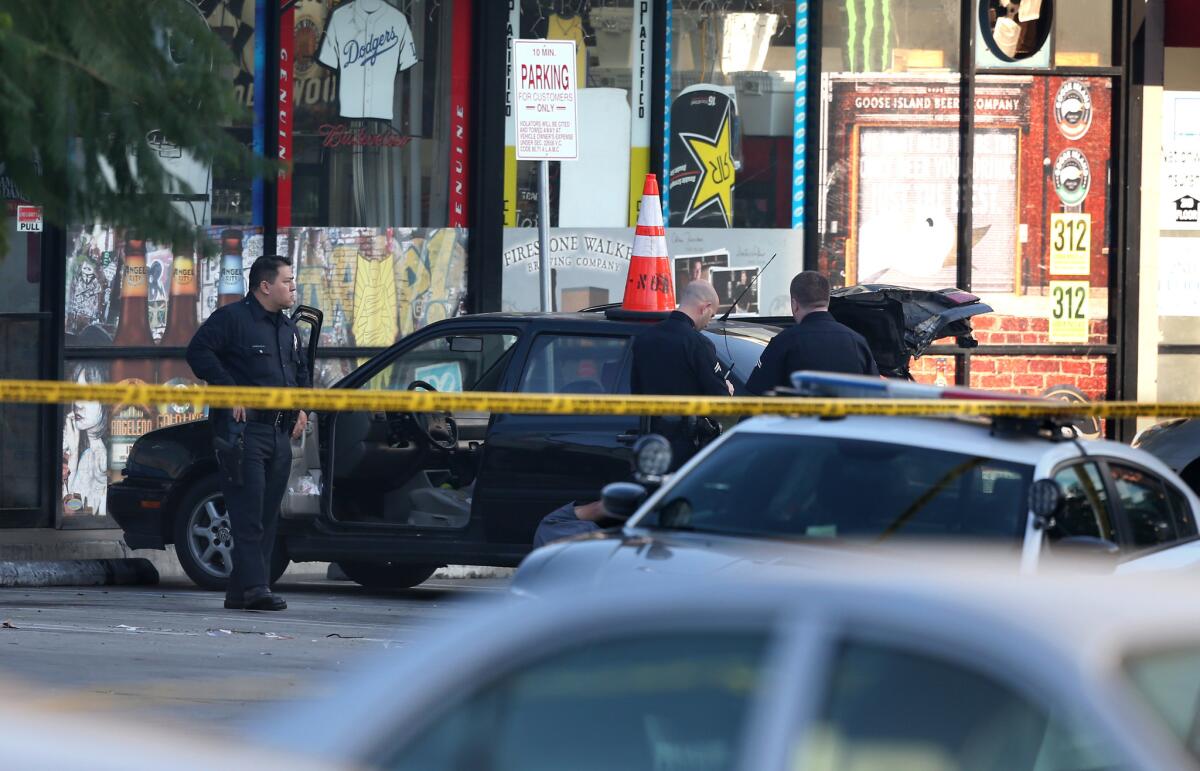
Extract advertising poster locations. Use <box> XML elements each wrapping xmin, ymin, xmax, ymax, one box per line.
<box><xmin>61</xmin><ymin>224</ymin><xmax>467</xmax><ymax>518</ymax></box>
<box><xmin>501</xmin><ymin>227</ymin><xmax>801</xmax><ymax>315</ymax></box>
<box><xmin>818</xmin><ymin>74</ymin><xmax>1112</xmax><ymax>351</ymax></box>
<box><xmin>668</xmin><ymin>85</ymin><xmax>739</xmax><ymax>228</ymax></box>
<box><xmin>1162</xmin><ymin>91</ymin><xmax>1200</xmax><ymax>231</ymax></box>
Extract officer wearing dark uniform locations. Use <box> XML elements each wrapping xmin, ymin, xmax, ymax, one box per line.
<box><xmin>186</xmin><ymin>255</ymin><xmax>309</xmax><ymax>611</ymax></box>
<box><xmin>631</xmin><ymin>280</ymin><xmax>731</xmax><ymax>466</ymax></box>
<box><xmin>746</xmin><ymin>271</ymin><xmax>877</xmax><ymax>395</ymax></box>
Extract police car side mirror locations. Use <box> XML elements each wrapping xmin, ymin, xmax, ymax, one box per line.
<box><xmin>602</xmin><ymin>482</ymin><xmax>648</xmax><ymax>520</ymax></box>
<box><xmin>1029</xmin><ymin>479</ymin><xmax>1063</xmax><ymax>530</ymax></box>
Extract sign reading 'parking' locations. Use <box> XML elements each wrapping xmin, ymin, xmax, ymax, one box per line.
<box><xmin>512</xmin><ymin>39</ymin><xmax>578</xmax><ymax>161</ymax></box>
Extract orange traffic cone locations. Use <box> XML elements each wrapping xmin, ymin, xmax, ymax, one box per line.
<box><xmin>611</xmin><ymin>174</ymin><xmax>675</xmax><ymax>319</ymax></box>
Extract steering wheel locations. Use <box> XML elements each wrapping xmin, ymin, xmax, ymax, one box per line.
<box><xmin>402</xmin><ymin>380</ymin><xmax>459</xmax><ymax>451</ymax></box>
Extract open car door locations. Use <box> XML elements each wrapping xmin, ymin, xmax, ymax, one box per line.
<box><xmin>828</xmin><ymin>285</ymin><xmax>993</xmax><ymax>378</ymax></box>
<box><xmin>280</xmin><ymin>305</ymin><xmax>323</xmax><ymax>518</ymax></box>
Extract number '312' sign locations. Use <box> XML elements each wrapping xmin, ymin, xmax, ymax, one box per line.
<box><xmin>1049</xmin><ymin>280</ymin><xmax>1089</xmax><ymax>343</ymax></box>
<box><xmin>1049</xmin><ymin>213</ymin><xmax>1091</xmax><ymax>276</ymax></box>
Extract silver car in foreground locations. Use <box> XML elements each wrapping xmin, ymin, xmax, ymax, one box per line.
<box><xmin>261</xmin><ymin>564</ymin><xmax>1200</xmax><ymax>770</ymax></box>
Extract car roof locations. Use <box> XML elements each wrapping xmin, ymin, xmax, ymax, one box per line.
<box><xmin>446</xmin><ymin>311</ymin><xmax>779</xmax><ymax>337</ymax></box>
<box><xmin>727</xmin><ymin>414</ymin><xmax>1063</xmax><ymax>465</ymax></box>
<box><xmin>263</xmin><ymin>558</ymin><xmax>1200</xmax><ymax>762</ymax></box>
<box><xmin>726</xmin><ymin>414</ymin><xmax>1172</xmax><ymax>471</ymax></box>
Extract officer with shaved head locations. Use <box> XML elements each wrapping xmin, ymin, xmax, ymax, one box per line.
<box><xmin>631</xmin><ymin>279</ymin><xmax>731</xmax><ymax>467</ymax></box>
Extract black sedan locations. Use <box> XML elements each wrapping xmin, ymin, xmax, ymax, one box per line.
<box><xmin>108</xmin><ymin>286</ymin><xmax>990</xmax><ymax>590</ymax></box>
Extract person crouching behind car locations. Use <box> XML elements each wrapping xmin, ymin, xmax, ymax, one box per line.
<box><xmin>745</xmin><ymin>271</ymin><xmax>878</xmax><ymax>395</ymax></box>
<box><xmin>533</xmin><ymin>501</ymin><xmax>614</xmax><ymax>548</ymax></box>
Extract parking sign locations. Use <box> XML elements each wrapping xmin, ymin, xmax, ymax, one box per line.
<box><xmin>512</xmin><ymin>39</ymin><xmax>578</xmax><ymax>161</ymax></box>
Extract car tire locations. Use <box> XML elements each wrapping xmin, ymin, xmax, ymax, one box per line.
<box><xmin>336</xmin><ymin>561</ymin><xmax>439</xmax><ymax>590</ymax></box>
<box><xmin>172</xmin><ymin>474</ymin><xmax>289</xmax><ymax>591</ymax></box>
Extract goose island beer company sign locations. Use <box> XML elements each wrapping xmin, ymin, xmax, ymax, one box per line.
<box><xmin>512</xmin><ymin>39</ymin><xmax>578</xmax><ymax>161</ymax></box>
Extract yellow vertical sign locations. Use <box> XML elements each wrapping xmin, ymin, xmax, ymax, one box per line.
<box><xmin>1049</xmin><ymin>280</ymin><xmax>1089</xmax><ymax>343</ymax></box>
<box><xmin>504</xmin><ymin>1</ymin><xmax>520</xmax><ymax>227</ymax></box>
<box><xmin>628</xmin><ymin>2</ymin><xmax>654</xmax><ymax>225</ymax></box>
<box><xmin>1049</xmin><ymin>213</ymin><xmax>1090</xmax><ymax>276</ymax></box>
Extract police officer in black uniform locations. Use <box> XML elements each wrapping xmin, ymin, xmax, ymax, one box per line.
<box><xmin>186</xmin><ymin>255</ymin><xmax>309</xmax><ymax>611</ymax></box>
<box><xmin>631</xmin><ymin>280</ymin><xmax>731</xmax><ymax>466</ymax></box>
<box><xmin>745</xmin><ymin>271</ymin><xmax>877</xmax><ymax>395</ymax></box>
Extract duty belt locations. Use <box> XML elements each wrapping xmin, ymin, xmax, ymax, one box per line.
<box><xmin>245</xmin><ymin>409</ymin><xmax>290</xmax><ymax>428</ymax></box>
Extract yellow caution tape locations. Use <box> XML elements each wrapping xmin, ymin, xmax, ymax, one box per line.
<box><xmin>3</xmin><ymin>378</ymin><xmax>1200</xmax><ymax>419</ymax></box>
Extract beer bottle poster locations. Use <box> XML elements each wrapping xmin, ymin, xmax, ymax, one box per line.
<box><xmin>668</xmin><ymin>85</ymin><xmax>738</xmax><ymax>228</ymax></box>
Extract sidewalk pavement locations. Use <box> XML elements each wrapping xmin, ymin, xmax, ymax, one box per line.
<box><xmin>0</xmin><ymin>527</ymin><xmax>512</xmax><ymax>587</ymax></box>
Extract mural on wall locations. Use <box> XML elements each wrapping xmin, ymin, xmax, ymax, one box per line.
<box><xmin>284</xmin><ymin>226</ymin><xmax>468</xmax><ymax>345</ymax></box>
<box><xmin>62</xmin><ymin>224</ymin><xmax>467</xmax><ymax>517</ymax></box>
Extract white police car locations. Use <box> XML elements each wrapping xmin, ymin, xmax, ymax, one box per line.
<box><xmin>512</xmin><ymin>373</ymin><xmax>1200</xmax><ymax>595</ymax></box>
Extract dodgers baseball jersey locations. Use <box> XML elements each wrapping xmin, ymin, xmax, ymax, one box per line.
<box><xmin>318</xmin><ymin>0</ymin><xmax>417</xmax><ymax>121</ymax></box>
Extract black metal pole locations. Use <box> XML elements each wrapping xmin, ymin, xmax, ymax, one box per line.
<box><xmin>955</xmin><ymin>0</ymin><xmax>976</xmax><ymax>387</ymax></box>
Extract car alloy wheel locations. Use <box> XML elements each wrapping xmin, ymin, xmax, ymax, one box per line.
<box><xmin>187</xmin><ymin>492</ymin><xmax>233</xmax><ymax>581</ymax></box>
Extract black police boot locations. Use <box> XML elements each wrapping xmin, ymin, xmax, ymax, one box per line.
<box><xmin>239</xmin><ymin>586</ymin><xmax>287</xmax><ymax>611</ymax></box>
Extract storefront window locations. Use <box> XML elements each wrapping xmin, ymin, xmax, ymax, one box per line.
<box><xmin>821</xmin><ymin>0</ymin><xmax>961</xmax><ymax>73</ymax></box>
<box><xmin>503</xmin><ymin>0</ymin><xmax>805</xmax><ymax>317</ymax></box>
<box><xmin>968</xmin><ymin>75</ymin><xmax>1113</xmax><ymax>348</ymax></box>
<box><xmin>202</xmin><ymin>0</ymin><xmax>259</xmax><ymax>227</ymax></box>
<box><xmin>1157</xmin><ymin>92</ymin><xmax>1200</xmax><ymax>401</ymax></box>
<box><xmin>501</xmin><ymin>1</ymin><xmax>651</xmax><ymax>313</ymax></box>
<box><xmin>816</xmin><ymin>74</ymin><xmax>963</xmax><ymax>288</ymax></box>
<box><xmin>1054</xmin><ymin>0</ymin><xmax>1111</xmax><ymax>66</ymax></box>
<box><xmin>289</xmin><ymin>0</ymin><xmax>472</xmax><ymax>229</ymax></box>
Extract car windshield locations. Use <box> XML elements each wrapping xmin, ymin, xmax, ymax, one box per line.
<box><xmin>635</xmin><ymin>433</ymin><xmax>1033</xmax><ymax>542</ymax></box>
<box><xmin>1126</xmin><ymin>647</ymin><xmax>1200</xmax><ymax>761</ymax></box>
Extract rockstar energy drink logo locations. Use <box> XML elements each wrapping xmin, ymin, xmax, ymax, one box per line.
<box><xmin>669</xmin><ymin>88</ymin><xmax>738</xmax><ymax>228</ymax></box>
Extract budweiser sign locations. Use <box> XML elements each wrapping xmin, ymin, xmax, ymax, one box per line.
<box><xmin>319</xmin><ymin>123</ymin><xmax>414</xmax><ymax>149</ymax></box>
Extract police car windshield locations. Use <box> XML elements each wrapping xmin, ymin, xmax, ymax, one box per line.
<box><xmin>640</xmin><ymin>433</ymin><xmax>1033</xmax><ymax>543</ymax></box>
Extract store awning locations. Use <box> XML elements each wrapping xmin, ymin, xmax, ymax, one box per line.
<box><xmin>1166</xmin><ymin>0</ymin><xmax>1200</xmax><ymax>47</ymax></box>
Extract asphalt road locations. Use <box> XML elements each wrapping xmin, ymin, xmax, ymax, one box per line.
<box><xmin>0</xmin><ymin>575</ymin><xmax>506</xmax><ymax>732</ymax></box>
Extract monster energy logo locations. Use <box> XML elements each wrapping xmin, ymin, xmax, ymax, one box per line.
<box><xmin>845</xmin><ymin>0</ymin><xmax>893</xmax><ymax>72</ymax></box>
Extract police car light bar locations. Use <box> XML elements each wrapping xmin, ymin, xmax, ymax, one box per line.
<box><xmin>789</xmin><ymin>371</ymin><xmax>1048</xmax><ymax>402</ymax></box>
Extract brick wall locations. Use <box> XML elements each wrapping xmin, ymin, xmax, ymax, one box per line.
<box><xmin>968</xmin><ymin>313</ymin><xmax>1109</xmax><ymax>346</ymax></box>
<box><xmin>909</xmin><ymin>319</ymin><xmax>1110</xmax><ymax>401</ymax></box>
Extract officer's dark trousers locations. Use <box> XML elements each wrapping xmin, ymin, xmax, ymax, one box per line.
<box><xmin>219</xmin><ymin>422</ymin><xmax>291</xmax><ymax>601</ymax></box>
<box><xmin>648</xmin><ymin>416</ymin><xmax>699</xmax><ymax>472</ymax></box>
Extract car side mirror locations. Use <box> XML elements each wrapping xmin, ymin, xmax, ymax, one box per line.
<box><xmin>601</xmin><ymin>482</ymin><xmax>648</xmax><ymax>520</ymax></box>
<box><xmin>1029</xmin><ymin>479</ymin><xmax>1063</xmax><ymax>530</ymax></box>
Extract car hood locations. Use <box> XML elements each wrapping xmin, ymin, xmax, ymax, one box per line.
<box><xmin>511</xmin><ymin>527</ymin><xmax>928</xmax><ymax>597</ymax></box>
<box><xmin>828</xmin><ymin>285</ymin><xmax>991</xmax><ymax>377</ymax></box>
